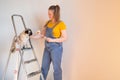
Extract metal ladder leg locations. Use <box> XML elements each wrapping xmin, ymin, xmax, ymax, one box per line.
<box><xmin>2</xmin><ymin>52</ymin><xmax>12</xmax><ymax>80</ymax></box>
<box><xmin>18</xmin><ymin>50</ymin><xmax>28</xmax><ymax>80</ymax></box>
<box><xmin>29</xmin><ymin>39</ymin><xmax>41</xmax><ymax>72</ymax></box>
<box><xmin>2</xmin><ymin>36</ymin><xmax>16</xmax><ymax>80</ymax></box>
<box><xmin>17</xmin><ymin>52</ymin><xmax>22</xmax><ymax>80</ymax></box>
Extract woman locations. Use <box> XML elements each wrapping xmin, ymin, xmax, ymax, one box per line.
<box><xmin>31</xmin><ymin>5</ymin><xmax>67</xmax><ymax>80</ymax></box>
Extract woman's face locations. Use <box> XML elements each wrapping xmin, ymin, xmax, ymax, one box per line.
<box><xmin>48</xmin><ymin>10</ymin><xmax>54</xmax><ymax>20</ymax></box>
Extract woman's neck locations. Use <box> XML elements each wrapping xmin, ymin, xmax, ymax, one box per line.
<box><xmin>51</xmin><ymin>19</ymin><xmax>56</xmax><ymax>23</ymax></box>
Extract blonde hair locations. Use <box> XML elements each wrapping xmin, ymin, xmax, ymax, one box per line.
<box><xmin>49</xmin><ymin>5</ymin><xmax>60</xmax><ymax>22</ymax></box>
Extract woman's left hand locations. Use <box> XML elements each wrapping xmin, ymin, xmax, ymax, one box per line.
<box><xmin>45</xmin><ymin>37</ymin><xmax>54</xmax><ymax>42</ymax></box>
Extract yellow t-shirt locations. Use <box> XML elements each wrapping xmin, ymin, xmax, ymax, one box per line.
<box><xmin>46</xmin><ymin>21</ymin><xmax>66</xmax><ymax>38</ymax></box>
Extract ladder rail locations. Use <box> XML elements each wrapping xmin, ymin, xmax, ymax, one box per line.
<box><xmin>17</xmin><ymin>50</ymin><xmax>28</xmax><ymax>80</ymax></box>
<box><xmin>11</xmin><ymin>14</ymin><xmax>28</xmax><ymax>80</ymax></box>
<box><xmin>29</xmin><ymin>39</ymin><xmax>41</xmax><ymax>71</ymax></box>
<box><xmin>11</xmin><ymin>14</ymin><xmax>27</xmax><ymax>36</ymax></box>
<box><xmin>17</xmin><ymin>52</ymin><xmax>22</xmax><ymax>80</ymax></box>
<box><xmin>2</xmin><ymin>36</ymin><xmax>16</xmax><ymax>80</ymax></box>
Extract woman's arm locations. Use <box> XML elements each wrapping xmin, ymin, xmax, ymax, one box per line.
<box><xmin>30</xmin><ymin>28</ymin><xmax>46</xmax><ymax>39</ymax></box>
<box><xmin>45</xmin><ymin>30</ymin><xmax>67</xmax><ymax>42</ymax></box>
<box><xmin>30</xmin><ymin>30</ymin><xmax>41</xmax><ymax>39</ymax></box>
<box><xmin>41</xmin><ymin>27</ymin><xmax>46</xmax><ymax>37</ymax></box>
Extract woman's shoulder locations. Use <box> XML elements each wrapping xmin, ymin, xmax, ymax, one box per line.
<box><xmin>59</xmin><ymin>21</ymin><xmax>66</xmax><ymax>26</ymax></box>
<box><xmin>58</xmin><ymin>20</ymin><xmax>67</xmax><ymax>30</ymax></box>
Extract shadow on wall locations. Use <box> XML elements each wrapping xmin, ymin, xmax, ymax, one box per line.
<box><xmin>34</xmin><ymin>14</ymin><xmax>46</xmax><ymax>30</ymax></box>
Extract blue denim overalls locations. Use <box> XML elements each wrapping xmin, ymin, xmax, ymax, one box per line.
<box><xmin>40</xmin><ymin>21</ymin><xmax>63</xmax><ymax>80</ymax></box>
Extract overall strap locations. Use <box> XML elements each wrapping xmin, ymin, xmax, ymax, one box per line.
<box><xmin>52</xmin><ymin>21</ymin><xmax>61</xmax><ymax>38</ymax></box>
<box><xmin>44</xmin><ymin>20</ymin><xmax>51</xmax><ymax>28</ymax></box>
<box><xmin>44</xmin><ymin>20</ymin><xmax>61</xmax><ymax>29</ymax></box>
<box><xmin>52</xmin><ymin>20</ymin><xmax>61</xmax><ymax>29</ymax></box>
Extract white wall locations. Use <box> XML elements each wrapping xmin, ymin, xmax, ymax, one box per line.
<box><xmin>0</xmin><ymin>0</ymin><xmax>120</xmax><ymax>80</ymax></box>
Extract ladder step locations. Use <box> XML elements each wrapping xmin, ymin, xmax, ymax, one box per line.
<box><xmin>27</xmin><ymin>70</ymin><xmax>41</xmax><ymax>78</ymax></box>
<box><xmin>21</xmin><ymin>47</ymin><xmax>32</xmax><ymax>51</ymax></box>
<box><xmin>24</xmin><ymin>59</ymin><xmax>37</xmax><ymax>64</ymax></box>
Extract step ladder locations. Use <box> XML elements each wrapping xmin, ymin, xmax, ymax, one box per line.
<box><xmin>2</xmin><ymin>14</ymin><xmax>44</xmax><ymax>80</ymax></box>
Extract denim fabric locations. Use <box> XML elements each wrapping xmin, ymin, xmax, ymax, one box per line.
<box><xmin>40</xmin><ymin>26</ymin><xmax>63</xmax><ymax>80</ymax></box>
